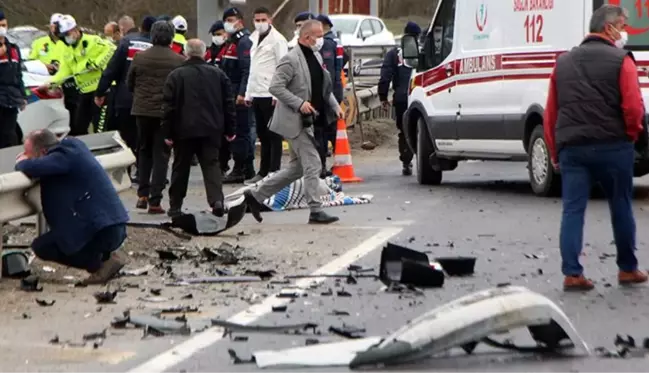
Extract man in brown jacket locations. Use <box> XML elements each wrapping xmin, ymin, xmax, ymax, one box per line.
<box><xmin>127</xmin><ymin>20</ymin><xmax>185</xmax><ymax>214</ymax></box>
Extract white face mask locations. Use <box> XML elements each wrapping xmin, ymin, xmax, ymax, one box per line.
<box><xmin>65</xmin><ymin>35</ymin><xmax>78</xmax><ymax>45</ymax></box>
<box><xmin>212</xmin><ymin>35</ymin><xmax>226</xmax><ymax>46</ymax></box>
<box><xmin>293</xmin><ymin>29</ymin><xmax>299</xmax><ymax>38</ymax></box>
<box><xmin>0</xmin><ymin>27</ymin><xmax>7</xmax><ymax>37</ymax></box>
<box><xmin>312</xmin><ymin>37</ymin><xmax>324</xmax><ymax>52</ymax></box>
<box><xmin>254</xmin><ymin>22</ymin><xmax>270</xmax><ymax>34</ymax></box>
<box><xmin>616</xmin><ymin>31</ymin><xmax>628</xmax><ymax>49</ymax></box>
<box><xmin>224</xmin><ymin>22</ymin><xmax>237</xmax><ymax>34</ymax></box>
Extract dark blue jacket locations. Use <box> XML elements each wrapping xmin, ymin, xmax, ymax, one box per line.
<box><xmin>15</xmin><ymin>137</ymin><xmax>129</xmax><ymax>255</ymax></box>
<box><xmin>96</xmin><ymin>30</ymin><xmax>152</xmax><ymax>109</ymax></box>
<box><xmin>378</xmin><ymin>47</ymin><xmax>412</xmax><ymax>104</ymax></box>
<box><xmin>221</xmin><ymin>29</ymin><xmax>252</xmax><ymax>97</ymax></box>
<box><xmin>321</xmin><ymin>30</ymin><xmax>343</xmax><ymax>103</ymax></box>
<box><xmin>0</xmin><ymin>41</ymin><xmax>27</xmax><ymax>109</ymax></box>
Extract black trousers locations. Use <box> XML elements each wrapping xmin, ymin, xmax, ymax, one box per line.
<box><xmin>116</xmin><ymin>108</ymin><xmax>138</xmax><ymax>158</ymax></box>
<box><xmin>394</xmin><ymin>101</ymin><xmax>413</xmax><ymax>164</ymax></box>
<box><xmin>136</xmin><ymin>116</ymin><xmax>170</xmax><ymax>206</ymax></box>
<box><xmin>169</xmin><ymin>137</ymin><xmax>223</xmax><ymax>212</ymax></box>
<box><xmin>326</xmin><ymin>120</ymin><xmax>337</xmax><ymax>154</ymax></box>
<box><xmin>71</xmin><ymin>92</ymin><xmax>106</xmax><ymax>136</ymax></box>
<box><xmin>104</xmin><ymin>90</ymin><xmax>118</xmax><ymax>132</ymax></box>
<box><xmin>220</xmin><ymin>138</ymin><xmax>230</xmax><ymax>173</ymax></box>
<box><xmin>0</xmin><ymin>106</ymin><xmax>19</xmax><ymax>149</ymax></box>
<box><xmin>31</xmin><ymin>224</ymin><xmax>127</xmax><ymax>273</ymax></box>
<box><xmin>253</xmin><ymin>97</ymin><xmax>283</xmax><ymax>176</ymax></box>
<box><xmin>62</xmin><ymin>79</ymin><xmax>78</xmax><ymax>133</ymax></box>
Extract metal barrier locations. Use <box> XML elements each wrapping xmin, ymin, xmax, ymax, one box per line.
<box><xmin>0</xmin><ymin>131</ymin><xmax>135</xmax><ymax>278</ymax></box>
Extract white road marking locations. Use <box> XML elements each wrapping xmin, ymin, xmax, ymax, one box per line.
<box><xmin>128</xmin><ymin>226</ymin><xmax>404</xmax><ymax>373</ymax></box>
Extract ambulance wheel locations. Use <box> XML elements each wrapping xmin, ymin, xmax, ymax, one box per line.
<box><xmin>528</xmin><ymin>125</ymin><xmax>561</xmax><ymax>197</ymax></box>
<box><xmin>417</xmin><ymin>118</ymin><xmax>443</xmax><ymax>185</ymax></box>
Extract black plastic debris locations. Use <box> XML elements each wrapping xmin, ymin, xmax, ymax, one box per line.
<box><xmin>211</xmin><ymin>319</ymin><xmax>318</xmax><ymax>338</ymax></box>
<box><xmin>346</xmin><ymin>275</ymin><xmax>358</xmax><ymax>285</ymax></box>
<box><xmin>305</xmin><ymin>338</ymin><xmax>320</xmax><ymax>345</ymax></box>
<box><xmin>435</xmin><ymin>257</ymin><xmax>476</xmax><ymax>276</ymax></box>
<box><xmin>385</xmin><ymin>283</ymin><xmax>425</xmax><ymax>296</ymax></box>
<box><xmin>329</xmin><ymin>310</ymin><xmax>350</xmax><ymax>316</ymax></box>
<box><xmin>35</xmin><ymin>298</ymin><xmax>55</xmax><ymax>307</ymax></box>
<box><xmin>329</xmin><ymin>325</ymin><xmax>366</xmax><ymax>339</ymax></box>
<box><xmin>82</xmin><ymin>329</ymin><xmax>107</xmax><ymax>341</ymax></box>
<box><xmin>1</xmin><ymin>250</ymin><xmax>31</xmax><ymax>278</ymax></box>
<box><xmin>233</xmin><ymin>336</ymin><xmax>249</xmax><ymax>342</ymax></box>
<box><xmin>142</xmin><ymin>325</ymin><xmax>167</xmax><ymax>338</ymax></box>
<box><xmin>20</xmin><ymin>275</ymin><xmax>43</xmax><ymax>292</ymax></box>
<box><xmin>337</xmin><ymin>289</ymin><xmax>352</xmax><ymax>297</ymax></box>
<box><xmin>244</xmin><ymin>269</ymin><xmax>276</xmax><ymax>280</ymax></box>
<box><xmin>94</xmin><ymin>291</ymin><xmax>118</xmax><ymax>304</ymax></box>
<box><xmin>347</xmin><ymin>265</ymin><xmax>373</xmax><ymax>273</ymax></box>
<box><xmin>150</xmin><ymin>288</ymin><xmax>162</xmax><ymax>296</ymax></box>
<box><xmin>215</xmin><ymin>268</ymin><xmax>233</xmax><ymax>276</ymax></box>
<box><xmin>228</xmin><ymin>349</ymin><xmax>256</xmax><ymax>364</ymax></box>
<box><xmin>180</xmin><ymin>293</ymin><xmax>193</xmax><ymax>300</ymax></box>
<box><xmin>160</xmin><ymin>305</ymin><xmax>199</xmax><ymax>313</ymax></box>
<box><xmin>157</xmin><ymin>250</ymin><xmax>181</xmax><ymax>261</ymax></box>
<box><xmin>202</xmin><ymin>243</ymin><xmax>240</xmax><ymax>264</ymax></box>
<box><xmin>277</xmin><ymin>290</ymin><xmax>303</xmax><ymax>298</ymax></box>
<box><xmin>320</xmin><ymin>288</ymin><xmax>333</xmax><ymax>296</ymax></box>
<box><xmin>175</xmin><ymin>315</ymin><xmax>188</xmax><ymax>323</ymax></box>
<box><xmin>380</xmin><ymin>242</ymin><xmax>444</xmax><ymax>288</ymax></box>
<box><xmin>22</xmin><ymin>313</ymin><xmax>31</xmax><ymax>319</ymax></box>
<box><xmin>497</xmin><ymin>282</ymin><xmax>512</xmax><ymax>287</ymax></box>
<box><xmin>272</xmin><ymin>305</ymin><xmax>288</xmax><ymax>312</ymax></box>
<box><xmin>49</xmin><ymin>335</ymin><xmax>60</xmax><ymax>344</ymax></box>
<box><xmin>110</xmin><ymin>314</ymin><xmax>130</xmax><ymax>329</ymax></box>
<box><xmin>615</xmin><ymin>334</ymin><xmax>636</xmax><ymax>348</ymax></box>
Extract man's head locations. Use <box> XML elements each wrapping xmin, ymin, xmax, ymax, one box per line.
<box><xmin>151</xmin><ymin>20</ymin><xmax>175</xmax><ymax>46</ymax></box>
<box><xmin>58</xmin><ymin>15</ymin><xmax>81</xmax><ymax>46</ymax></box>
<box><xmin>141</xmin><ymin>15</ymin><xmax>157</xmax><ymax>33</ymax></box>
<box><xmin>222</xmin><ymin>7</ymin><xmax>243</xmax><ymax>34</ymax></box>
<box><xmin>49</xmin><ymin>13</ymin><xmax>63</xmax><ymax>35</ymax></box>
<box><xmin>298</xmin><ymin>19</ymin><xmax>324</xmax><ymax>52</ymax></box>
<box><xmin>209</xmin><ymin>21</ymin><xmax>227</xmax><ymax>46</ymax></box>
<box><xmin>104</xmin><ymin>21</ymin><xmax>119</xmax><ymax>42</ymax></box>
<box><xmin>590</xmin><ymin>4</ymin><xmax>629</xmax><ymax>48</ymax></box>
<box><xmin>172</xmin><ymin>15</ymin><xmax>188</xmax><ymax>35</ymax></box>
<box><xmin>253</xmin><ymin>7</ymin><xmax>272</xmax><ymax>34</ymax></box>
<box><xmin>404</xmin><ymin>21</ymin><xmax>421</xmax><ymax>37</ymax></box>
<box><xmin>24</xmin><ymin>130</ymin><xmax>59</xmax><ymax>159</ymax></box>
<box><xmin>294</xmin><ymin>11</ymin><xmax>315</xmax><ymax>31</ymax></box>
<box><xmin>316</xmin><ymin>14</ymin><xmax>333</xmax><ymax>32</ymax></box>
<box><xmin>118</xmin><ymin>15</ymin><xmax>135</xmax><ymax>36</ymax></box>
<box><xmin>185</xmin><ymin>39</ymin><xmax>206</xmax><ymax>59</ymax></box>
<box><xmin>0</xmin><ymin>10</ymin><xmax>8</xmax><ymax>36</ymax></box>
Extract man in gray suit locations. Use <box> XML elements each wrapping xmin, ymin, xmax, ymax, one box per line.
<box><xmin>243</xmin><ymin>19</ymin><xmax>343</xmax><ymax>224</ymax></box>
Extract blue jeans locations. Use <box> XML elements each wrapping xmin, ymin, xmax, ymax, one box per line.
<box><xmin>559</xmin><ymin>142</ymin><xmax>637</xmax><ymax>276</ymax></box>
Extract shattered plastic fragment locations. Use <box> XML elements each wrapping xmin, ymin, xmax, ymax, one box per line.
<box><xmin>211</xmin><ymin>319</ymin><xmax>318</xmax><ymax>338</ymax></box>
<box><xmin>337</xmin><ymin>289</ymin><xmax>352</xmax><ymax>297</ymax></box>
<box><xmin>329</xmin><ymin>325</ymin><xmax>366</xmax><ymax>339</ymax></box>
<box><xmin>121</xmin><ymin>264</ymin><xmax>155</xmax><ymax>276</ymax></box>
<box><xmin>94</xmin><ymin>291</ymin><xmax>118</xmax><ymax>304</ymax></box>
<box><xmin>82</xmin><ymin>329</ymin><xmax>107</xmax><ymax>341</ymax></box>
<box><xmin>272</xmin><ymin>305</ymin><xmax>288</xmax><ymax>313</ymax></box>
<box><xmin>234</xmin><ymin>336</ymin><xmax>249</xmax><ymax>342</ymax></box>
<box><xmin>35</xmin><ymin>298</ymin><xmax>55</xmax><ymax>307</ymax></box>
<box><xmin>159</xmin><ymin>305</ymin><xmax>199</xmax><ymax>313</ymax></box>
<box><xmin>228</xmin><ymin>349</ymin><xmax>256</xmax><ymax>364</ymax></box>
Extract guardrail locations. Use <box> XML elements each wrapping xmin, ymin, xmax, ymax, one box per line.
<box><xmin>0</xmin><ymin>131</ymin><xmax>136</xmax><ymax>278</ymax></box>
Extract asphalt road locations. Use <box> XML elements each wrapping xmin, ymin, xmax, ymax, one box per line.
<box><xmin>102</xmin><ymin>156</ymin><xmax>649</xmax><ymax>372</ymax></box>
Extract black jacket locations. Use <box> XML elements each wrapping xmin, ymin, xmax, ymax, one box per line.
<box><xmin>162</xmin><ymin>58</ymin><xmax>236</xmax><ymax>145</ymax></box>
<box><xmin>220</xmin><ymin>29</ymin><xmax>252</xmax><ymax>97</ymax></box>
<box><xmin>378</xmin><ymin>47</ymin><xmax>412</xmax><ymax>104</ymax></box>
<box><xmin>321</xmin><ymin>30</ymin><xmax>343</xmax><ymax>103</ymax></box>
<box><xmin>0</xmin><ymin>41</ymin><xmax>27</xmax><ymax>109</ymax></box>
<box><xmin>96</xmin><ymin>30</ymin><xmax>152</xmax><ymax>109</ymax></box>
<box><xmin>554</xmin><ymin>36</ymin><xmax>631</xmax><ymax>151</ymax></box>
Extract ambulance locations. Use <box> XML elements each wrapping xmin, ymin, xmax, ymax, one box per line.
<box><xmin>400</xmin><ymin>0</ymin><xmax>649</xmax><ymax>196</ymax></box>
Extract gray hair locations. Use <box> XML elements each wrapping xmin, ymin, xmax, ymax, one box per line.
<box><xmin>28</xmin><ymin>129</ymin><xmax>59</xmax><ymax>153</ymax></box>
<box><xmin>590</xmin><ymin>4</ymin><xmax>628</xmax><ymax>33</ymax></box>
<box><xmin>185</xmin><ymin>39</ymin><xmax>207</xmax><ymax>58</ymax></box>
<box><xmin>151</xmin><ymin>20</ymin><xmax>175</xmax><ymax>46</ymax></box>
<box><xmin>299</xmin><ymin>19</ymin><xmax>322</xmax><ymax>37</ymax></box>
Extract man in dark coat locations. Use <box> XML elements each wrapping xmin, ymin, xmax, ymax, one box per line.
<box><xmin>162</xmin><ymin>39</ymin><xmax>237</xmax><ymax>218</ymax></box>
<box><xmin>15</xmin><ymin>129</ymin><xmax>129</xmax><ymax>285</ymax></box>
<box><xmin>0</xmin><ymin>11</ymin><xmax>28</xmax><ymax>149</ymax></box>
<box><xmin>128</xmin><ymin>20</ymin><xmax>185</xmax><ymax>214</ymax></box>
<box><xmin>379</xmin><ymin>21</ymin><xmax>421</xmax><ymax>176</ymax></box>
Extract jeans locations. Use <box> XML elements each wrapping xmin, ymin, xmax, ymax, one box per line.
<box><xmin>559</xmin><ymin>141</ymin><xmax>637</xmax><ymax>276</ymax></box>
<box><xmin>31</xmin><ymin>224</ymin><xmax>127</xmax><ymax>273</ymax></box>
<box><xmin>136</xmin><ymin>116</ymin><xmax>171</xmax><ymax>206</ymax></box>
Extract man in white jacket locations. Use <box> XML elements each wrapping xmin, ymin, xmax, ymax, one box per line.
<box><xmin>244</xmin><ymin>7</ymin><xmax>289</xmax><ymax>184</ymax></box>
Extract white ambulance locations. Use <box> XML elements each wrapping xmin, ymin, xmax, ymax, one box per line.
<box><xmin>401</xmin><ymin>0</ymin><xmax>649</xmax><ymax>196</ymax></box>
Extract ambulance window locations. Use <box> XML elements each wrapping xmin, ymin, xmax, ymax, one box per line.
<box><xmin>422</xmin><ymin>0</ymin><xmax>456</xmax><ymax>68</ymax></box>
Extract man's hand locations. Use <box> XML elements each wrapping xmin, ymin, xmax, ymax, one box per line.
<box><xmin>164</xmin><ymin>139</ymin><xmax>173</xmax><ymax>147</ymax></box>
<box><xmin>20</xmin><ymin>100</ymin><xmax>27</xmax><ymax>111</ymax></box>
<box><xmin>236</xmin><ymin>95</ymin><xmax>246</xmax><ymax>105</ymax></box>
<box><xmin>244</xmin><ymin>99</ymin><xmax>252</xmax><ymax>107</ymax></box>
<box><xmin>45</xmin><ymin>64</ymin><xmax>56</xmax><ymax>74</ymax></box>
<box><xmin>336</xmin><ymin>106</ymin><xmax>344</xmax><ymax>119</ymax></box>
<box><xmin>225</xmin><ymin>134</ymin><xmax>236</xmax><ymax>142</ymax></box>
<box><xmin>94</xmin><ymin>96</ymin><xmax>105</xmax><ymax>107</ymax></box>
<box><xmin>16</xmin><ymin>152</ymin><xmax>28</xmax><ymax>163</ymax></box>
<box><xmin>381</xmin><ymin>100</ymin><xmax>390</xmax><ymax>109</ymax></box>
<box><xmin>300</xmin><ymin>101</ymin><xmax>315</xmax><ymax>114</ymax></box>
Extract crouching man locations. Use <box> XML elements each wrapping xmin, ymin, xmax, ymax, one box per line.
<box><xmin>15</xmin><ymin>129</ymin><xmax>130</xmax><ymax>285</ymax></box>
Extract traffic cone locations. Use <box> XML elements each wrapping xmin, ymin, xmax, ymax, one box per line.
<box><xmin>332</xmin><ymin>118</ymin><xmax>363</xmax><ymax>183</ymax></box>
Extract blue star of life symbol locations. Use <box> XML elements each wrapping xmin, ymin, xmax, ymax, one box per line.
<box><xmin>480</xmin><ymin>4</ymin><xmax>484</xmax><ymax>19</ymax></box>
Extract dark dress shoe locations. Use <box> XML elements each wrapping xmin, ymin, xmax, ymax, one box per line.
<box><xmin>243</xmin><ymin>190</ymin><xmax>263</xmax><ymax>222</ymax></box>
<box><xmin>308</xmin><ymin>211</ymin><xmax>339</xmax><ymax>224</ymax></box>
<box><xmin>212</xmin><ymin>202</ymin><xmax>225</xmax><ymax>217</ymax></box>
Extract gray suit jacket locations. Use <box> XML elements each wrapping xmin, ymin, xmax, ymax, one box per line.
<box><xmin>268</xmin><ymin>44</ymin><xmax>341</xmax><ymax>139</ymax></box>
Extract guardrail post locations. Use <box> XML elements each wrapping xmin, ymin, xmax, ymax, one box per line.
<box><xmin>37</xmin><ymin>213</ymin><xmax>48</xmax><ymax>236</ymax></box>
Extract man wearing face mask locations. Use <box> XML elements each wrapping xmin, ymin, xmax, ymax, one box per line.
<box><xmin>220</xmin><ymin>7</ymin><xmax>254</xmax><ymax>184</ymax></box>
<box><xmin>0</xmin><ymin>10</ymin><xmax>28</xmax><ymax>149</ymax></box>
<box><xmin>544</xmin><ymin>4</ymin><xmax>648</xmax><ymax>291</ymax></box>
<box><xmin>205</xmin><ymin>21</ymin><xmax>227</xmax><ymax>66</ymax></box>
<box><xmin>242</xmin><ymin>20</ymin><xmax>343</xmax><ymax>225</ymax></box>
<box><xmin>40</xmin><ymin>15</ymin><xmax>116</xmax><ymax>136</ymax></box>
<box><xmin>288</xmin><ymin>12</ymin><xmax>315</xmax><ymax>49</ymax></box>
<box><xmin>243</xmin><ymin>7</ymin><xmax>288</xmax><ymax>185</ymax></box>
<box><xmin>29</xmin><ymin>14</ymin><xmax>64</xmax><ymax>74</ymax></box>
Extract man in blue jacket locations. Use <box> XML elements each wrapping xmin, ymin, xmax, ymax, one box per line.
<box><xmin>379</xmin><ymin>21</ymin><xmax>421</xmax><ymax>176</ymax></box>
<box><xmin>221</xmin><ymin>7</ymin><xmax>254</xmax><ymax>184</ymax></box>
<box><xmin>15</xmin><ymin>129</ymin><xmax>130</xmax><ymax>285</ymax></box>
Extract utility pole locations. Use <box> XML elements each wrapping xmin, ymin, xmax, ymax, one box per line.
<box><xmin>308</xmin><ymin>0</ymin><xmax>320</xmax><ymax>14</ymax></box>
<box><xmin>197</xmin><ymin>0</ymin><xmax>226</xmax><ymax>45</ymax></box>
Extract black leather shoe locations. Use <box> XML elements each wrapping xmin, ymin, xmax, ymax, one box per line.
<box><xmin>243</xmin><ymin>190</ymin><xmax>263</xmax><ymax>222</ymax></box>
<box><xmin>402</xmin><ymin>163</ymin><xmax>413</xmax><ymax>176</ymax></box>
<box><xmin>212</xmin><ymin>202</ymin><xmax>225</xmax><ymax>217</ymax></box>
<box><xmin>308</xmin><ymin>211</ymin><xmax>339</xmax><ymax>224</ymax></box>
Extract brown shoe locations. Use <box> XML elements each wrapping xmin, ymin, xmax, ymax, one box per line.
<box><xmin>80</xmin><ymin>250</ymin><xmax>128</xmax><ymax>286</ymax></box>
<box><xmin>618</xmin><ymin>270</ymin><xmax>648</xmax><ymax>286</ymax></box>
<box><xmin>148</xmin><ymin>205</ymin><xmax>166</xmax><ymax>214</ymax></box>
<box><xmin>563</xmin><ymin>275</ymin><xmax>594</xmax><ymax>292</ymax></box>
<box><xmin>136</xmin><ymin>197</ymin><xmax>148</xmax><ymax>209</ymax></box>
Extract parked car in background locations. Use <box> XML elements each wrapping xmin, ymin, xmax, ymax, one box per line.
<box><xmin>7</xmin><ymin>26</ymin><xmax>47</xmax><ymax>59</ymax></box>
<box><xmin>329</xmin><ymin>14</ymin><xmax>395</xmax><ymax>75</ymax></box>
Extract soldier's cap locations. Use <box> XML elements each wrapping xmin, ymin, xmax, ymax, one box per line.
<box><xmin>209</xmin><ymin>20</ymin><xmax>225</xmax><ymax>34</ymax></box>
<box><xmin>58</xmin><ymin>15</ymin><xmax>78</xmax><ymax>33</ymax></box>
<box><xmin>294</xmin><ymin>11</ymin><xmax>315</xmax><ymax>23</ymax></box>
<box><xmin>141</xmin><ymin>15</ymin><xmax>157</xmax><ymax>32</ymax></box>
<box><xmin>404</xmin><ymin>21</ymin><xmax>421</xmax><ymax>36</ymax></box>
<box><xmin>316</xmin><ymin>14</ymin><xmax>333</xmax><ymax>27</ymax></box>
<box><xmin>222</xmin><ymin>7</ymin><xmax>242</xmax><ymax>21</ymax></box>
<box><xmin>0</xmin><ymin>11</ymin><xmax>5</xmax><ymax>21</ymax></box>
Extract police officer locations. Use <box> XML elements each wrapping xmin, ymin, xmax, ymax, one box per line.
<box><xmin>205</xmin><ymin>21</ymin><xmax>227</xmax><ymax>66</ymax></box>
<box><xmin>221</xmin><ymin>7</ymin><xmax>254</xmax><ymax>184</ymax></box>
<box><xmin>171</xmin><ymin>15</ymin><xmax>187</xmax><ymax>55</ymax></box>
<box><xmin>288</xmin><ymin>11</ymin><xmax>315</xmax><ymax>49</ymax></box>
<box><xmin>0</xmin><ymin>11</ymin><xmax>28</xmax><ymax>149</ymax></box>
<box><xmin>40</xmin><ymin>15</ymin><xmax>116</xmax><ymax>136</ymax></box>
<box><xmin>378</xmin><ymin>21</ymin><xmax>421</xmax><ymax>176</ymax></box>
<box><xmin>315</xmin><ymin>14</ymin><xmax>343</xmax><ymax>177</ymax></box>
<box><xmin>95</xmin><ymin>15</ymin><xmax>156</xmax><ymax>179</ymax></box>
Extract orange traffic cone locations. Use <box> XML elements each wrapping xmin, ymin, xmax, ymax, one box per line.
<box><xmin>332</xmin><ymin>118</ymin><xmax>363</xmax><ymax>183</ymax></box>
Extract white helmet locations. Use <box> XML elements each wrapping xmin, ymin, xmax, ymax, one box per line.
<box><xmin>172</xmin><ymin>15</ymin><xmax>187</xmax><ymax>31</ymax></box>
<box><xmin>58</xmin><ymin>15</ymin><xmax>77</xmax><ymax>33</ymax></box>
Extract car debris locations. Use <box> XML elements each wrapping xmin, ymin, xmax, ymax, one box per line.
<box><xmin>159</xmin><ymin>305</ymin><xmax>199</xmax><ymax>314</ymax></box>
<box><xmin>20</xmin><ymin>275</ymin><xmax>43</xmax><ymax>292</ymax></box>
<box><xmin>1</xmin><ymin>250</ymin><xmax>32</xmax><ymax>278</ymax></box>
<box><xmin>180</xmin><ymin>293</ymin><xmax>194</xmax><ymax>299</ymax></box>
<box><xmin>244</xmin><ymin>269</ymin><xmax>276</xmax><ymax>280</ymax></box>
<box><xmin>228</xmin><ymin>349</ymin><xmax>256</xmax><ymax>365</ymax></box>
<box><xmin>305</xmin><ymin>338</ymin><xmax>320</xmax><ymax>345</ymax></box>
<box><xmin>169</xmin><ymin>203</ymin><xmax>246</xmax><ymax>235</ymax></box>
<box><xmin>82</xmin><ymin>329</ymin><xmax>107</xmax><ymax>341</ymax></box>
<box><xmin>379</xmin><ymin>242</ymin><xmax>444</xmax><ymax>288</ymax></box>
<box><xmin>272</xmin><ymin>305</ymin><xmax>288</xmax><ymax>313</ymax></box>
<box><xmin>320</xmin><ymin>288</ymin><xmax>333</xmax><ymax>296</ymax></box>
<box><xmin>121</xmin><ymin>264</ymin><xmax>155</xmax><ymax>276</ymax></box>
<box><xmin>329</xmin><ymin>325</ymin><xmax>366</xmax><ymax>339</ymax></box>
<box><xmin>435</xmin><ymin>256</ymin><xmax>477</xmax><ymax>276</ymax></box>
<box><xmin>138</xmin><ymin>296</ymin><xmax>170</xmax><ymax>303</ymax></box>
<box><xmin>150</xmin><ymin>288</ymin><xmax>162</xmax><ymax>296</ymax></box>
<box><xmin>277</xmin><ymin>288</ymin><xmax>306</xmax><ymax>298</ymax></box>
<box><xmin>35</xmin><ymin>298</ymin><xmax>55</xmax><ymax>307</ymax></box>
<box><xmin>156</xmin><ymin>249</ymin><xmax>183</xmax><ymax>261</ymax></box>
<box><xmin>328</xmin><ymin>310</ymin><xmax>350</xmax><ymax>316</ymax></box>
<box><xmin>169</xmin><ymin>276</ymin><xmax>263</xmax><ymax>285</ymax></box>
<box><xmin>233</xmin><ymin>336</ymin><xmax>249</xmax><ymax>342</ymax></box>
<box><xmin>211</xmin><ymin>319</ymin><xmax>318</xmax><ymax>338</ymax></box>
<box><xmin>201</xmin><ymin>243</ymin><xmax>241</xmax><ymax>264</ymax></box>
<box><xmin>94</xmin><ymin>290</ymin><xmax>118</xmax><ymax>304</ymax></box>
<box><xmin>336</xmin><ymin>289</ymin><xmax>352</xmax><ymax>297</ymax></box>
<box><xmin>109</xmin><ymin>310</ymin><xmax>192</xmax><ymax>335</ymax></box>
